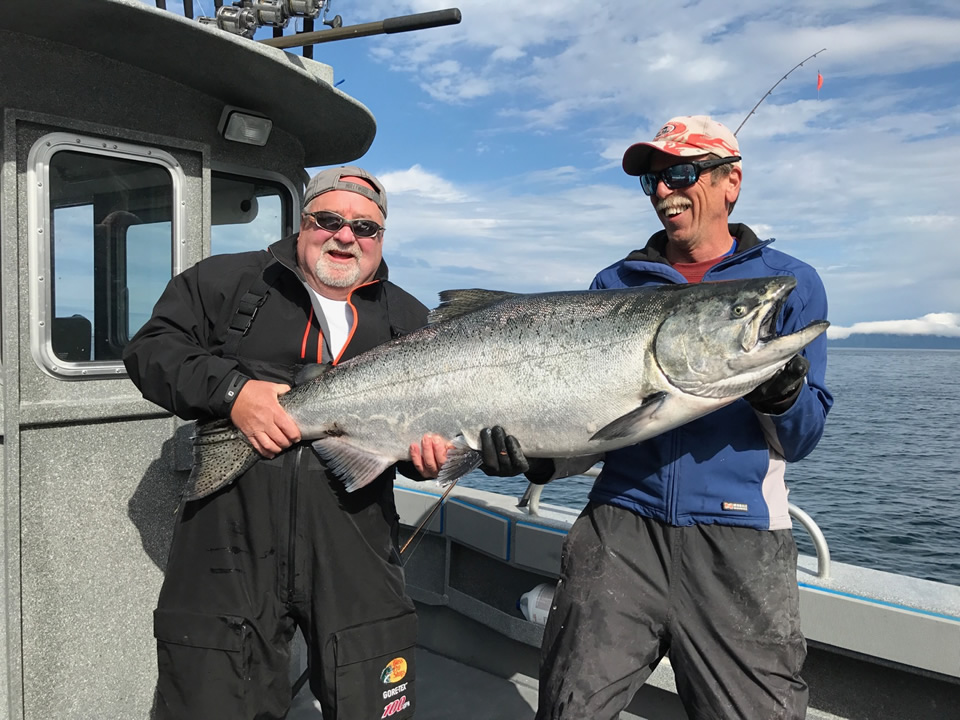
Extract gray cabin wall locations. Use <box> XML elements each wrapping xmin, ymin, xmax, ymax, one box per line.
<box><xmin>0</xmin><ymin>29</ymin><xmax>309</xmax><ymax>177</ymax></box>
<box><xmin>3</xmin><ymin>29</ymin><xmax>308</xmax><ymax>410</ymax></box>
<box><xmin>1</xmin><ymin>29</ymin><xmax>313</xmax><ymax>720</ymax></box>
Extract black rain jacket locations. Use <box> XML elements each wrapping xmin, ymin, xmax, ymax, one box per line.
<box><xmin>123</xmin><ymin>233</ymin><xmax>428</xmax><ymax>423</ymax></box>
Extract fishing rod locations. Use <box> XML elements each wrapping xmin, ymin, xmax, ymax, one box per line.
<box><xmin>399</xmin><ymin>476</ymin><xmax>461</xmax><ymax>561</ymax></box>
<box><xmin>734</xmin><ymin>48</ymin><xmax>827</xmax><ymax>136</ymax></box>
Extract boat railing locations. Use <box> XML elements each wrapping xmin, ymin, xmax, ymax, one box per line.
<box><xmin>787</xmin><ymin>501</ymin><xmax>831</xmax><ymax>578</ymax></box>
<box><xmin>517</xmin><ymin>467</ymin><xmax>832</xmax><ymax>579</ymax></box>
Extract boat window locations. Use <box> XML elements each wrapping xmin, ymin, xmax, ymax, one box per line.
<box><xmin>28</xmin><ymin>133</ymin><xmax>184</xmax><ymax>378</ymax></box>
<box><xmin>211</xmin><ymin>171</ymin><xmax>296</xmax><ymax>255</ymax></box>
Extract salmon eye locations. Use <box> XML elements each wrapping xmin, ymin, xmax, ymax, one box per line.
<box><xmin>733</xmin><ymin>304</ymin><xmax>747</xmax><ymax>317</ymax></box>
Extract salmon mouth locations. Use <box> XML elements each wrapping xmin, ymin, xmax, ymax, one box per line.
<box><xmin>738</xmin><ymin>277</ymin><xmax>795</xmax><ymax>353</ymax></box>
<box><xmin>759</xmin><ymin>290</ymin><xmax>786</xmax><ymax>342</ymax></box>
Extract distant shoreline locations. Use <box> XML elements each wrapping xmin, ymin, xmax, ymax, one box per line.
<box><xmin>828</xmin><ymin>334</ymin><xmax>960</xmax><ymax>350</ymax></box>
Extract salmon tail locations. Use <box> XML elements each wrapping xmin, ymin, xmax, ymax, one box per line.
<box><xmin>185</xmin><ymin>420</ymin><xmax>260</xmax><ymax>501</ymax></box>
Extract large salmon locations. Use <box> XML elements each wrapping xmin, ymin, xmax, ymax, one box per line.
<box><xmin>187</xmin><ymin>276</ymin><xmax>828</xmax><ymax>499</ymax></box>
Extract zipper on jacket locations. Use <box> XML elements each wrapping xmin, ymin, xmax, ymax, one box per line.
<box><xmin>287</xmin><ymin>446</ymin><xmax>301</xmax><ymax>603</ymax></box>
<box><xmin>666</xmin><ymin>428</ymin><xmax>681</xmax><ymax>524</ymax></box>
<box><xmin>334</xmin><ymin>280</ymin><xmax>378</xmax><ymax>365</ymax></box>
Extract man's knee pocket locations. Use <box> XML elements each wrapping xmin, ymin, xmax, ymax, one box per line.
<box><xmin>330</xmin><ymin>613</ymin><xmax>418</xmax><ymax>719</ymax></box>
<box><xmin>153</xmin><ymin>609</ymin><xmax>256</xmax><ymax>715</ymax></box>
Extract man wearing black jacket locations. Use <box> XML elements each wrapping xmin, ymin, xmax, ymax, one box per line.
<box><xmin>124</xmin><ymin>166</ymin><xmax>446</xmax><ymax>720</ymax></box>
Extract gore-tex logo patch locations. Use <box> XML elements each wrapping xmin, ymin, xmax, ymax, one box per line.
<box><xmin>383</xmin><ymin>682</ymin><xmax>407</xmax><ymax>700</ymax></box>
<box><xmin>722</xmin><ymin>501</ymin><xmax>748</xmax><ymax>512</ymax></box>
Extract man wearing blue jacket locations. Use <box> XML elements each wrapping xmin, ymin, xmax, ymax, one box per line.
<box><xmin>535</xmin><ymin>116</ymin><xmax>833</xmax><ymax>719</ymax></box>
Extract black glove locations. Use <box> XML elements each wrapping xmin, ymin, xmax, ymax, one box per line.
<box><xmin>744</xmin><ymin>354</ymin><xmax>810</xmax><ymax>414</ymax></box>
<box><xmin>479</xmin><ymin>426</ymin><xmax>555</xmax><ymax>483</ymax></box>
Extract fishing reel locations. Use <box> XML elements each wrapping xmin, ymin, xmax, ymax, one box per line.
<box><xmin>199</xmin><ymin>0</ymin><xmax>327</xmax><ymax>38</ymax></box>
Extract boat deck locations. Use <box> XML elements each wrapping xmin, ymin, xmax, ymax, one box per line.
<box><xmin>287</xmin><ymin>647</ymin><xmax>849</xmax><ymax>719</ymax></box>
<box><xmin>288</xmin><ymin>647</ymin><xmax>652</xmax><ymax>719</ymax></box>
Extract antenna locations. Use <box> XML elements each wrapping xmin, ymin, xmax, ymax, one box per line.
<box><xmin>734</xmin><ymin>48</ymin><xmax>827</xmax><ymax>136</ymax></box>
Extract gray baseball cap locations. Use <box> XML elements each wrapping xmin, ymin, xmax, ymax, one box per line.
<box><xmin>303</xmin><ymin>165</ymin><xmax>388</xmax><ymax>218</ymax></box>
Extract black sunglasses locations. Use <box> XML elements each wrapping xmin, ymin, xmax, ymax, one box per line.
<box><xmin>639</xmin><ymin>156</ymin><xmax>741</xmax><ymax>196</ymax></box>
<box><xmin>302</xmin><ymin>210</ymin><xmax>384</xmax><ymax>238</ymax></box>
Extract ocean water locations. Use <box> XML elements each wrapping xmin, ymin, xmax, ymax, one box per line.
<box><xmin>459</xmin><ymin>348</ymin><xmax>960</xmax><ymax>586</ymax></box>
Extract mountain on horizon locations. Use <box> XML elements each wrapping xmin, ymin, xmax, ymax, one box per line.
<box><xmin>827</xmin><ymin>333</ymin><xmax>960</xmax><ymax>349</ymax></box>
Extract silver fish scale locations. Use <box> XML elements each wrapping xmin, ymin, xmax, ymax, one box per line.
<box><xmin>283</xmin><ymin>289</ymin><xmax>676</xmax><ymax>459</ymax></box>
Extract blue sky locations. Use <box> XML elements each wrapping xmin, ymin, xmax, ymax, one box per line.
<box><xmin>164</xmin><ymin>1</ymin><xmax>960</xmax><ymax>337</ymax></box>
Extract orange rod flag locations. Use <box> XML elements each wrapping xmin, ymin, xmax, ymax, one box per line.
<box><xmin>817</xmin><ymin>71</ymin><xmax>824</xmax><ymax>91</ymax></box>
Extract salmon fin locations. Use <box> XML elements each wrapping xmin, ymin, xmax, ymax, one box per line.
<box><xmin>589</xmin><ymin>392</ymin><xmax>668</xmax><ymax>443</ymax></box>
<box><xmin>428</xmin><ymin>289</ymin><xmax>520</xmax><ymax>324</ymax></box>
<box><xmin>312</xmin><ymin>437</ymin><xmax>395</xmax><ymax>492</ymax></box>
<box><xmin>294</xmin><ymin>362</ymin><xmax>333</xmax><ymax>385</ymax></box>
<box><xmin>187</xmin><ymin>419</ymin><xmax>260</xmax><ymax>501</ymax></box>
<box><xmin>435</xmin><ymin>435</ymin><xmax>483</xmax><ymax>487</ymax></box>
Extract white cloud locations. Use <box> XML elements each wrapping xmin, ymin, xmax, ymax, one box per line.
<box><xmin>423</xmin><ymin>73</ymin><xmax>494</xmax><ymax>102</ymax></box>
<box><xmin>901</xmin><ymin>215</ymin><xmax>959</xmax><ymax>230</ymax></box>
<box><xmin>520</xmin><ymin>166</ymin><xmax>582</xmax><ymax>185</ymax></box>
<box><xmin>352</xmin><ymin>1</ymin><xmax>960</xmax><ymax>134</ymax></box>
<box><xmin>490</xmin><ymin>46</ymin><xmax>526</xmax><ymax>63</ymax></box>
<box><xmin>378</xmin><ymin>164</ymin><xmax>470</xmax><ymax>203</ymax></box>
<box><xmin>378</xmin><ymin>166</ymin><xmax>647</xmax><ymax>304</ymax></box>
<box><xmin>829</xmin><ymin>313</ymin><xmax>960</xmax><ymax>339</ymax></box>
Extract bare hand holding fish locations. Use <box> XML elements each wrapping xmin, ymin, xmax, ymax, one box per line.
<box><xmin>408</xmin><ymin>434</ymin><xmax>451</xmax><ymax>479</ymax></box>
<box><xmin>229</xmin><ymin>379</ymin><xmax>300</xmax><ymax>457</ymax></box>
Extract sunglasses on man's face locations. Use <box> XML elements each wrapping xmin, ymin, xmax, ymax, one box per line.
<box><xmin>639</xmin><ymin>156</ymin><xmax>741</xmax><ymax>196</ymax></box>
<box><xmin>302</xmin><ymin>210</ymin><xmax>384</xmax><ymax>238</ymax></box>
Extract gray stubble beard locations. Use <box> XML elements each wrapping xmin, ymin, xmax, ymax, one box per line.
<box><xmin>313</xmin><ymin>257</ymin><xmax>361</xmax><ymax>288</ymax></box>
<box><xmin>312</xmin><ymin>239</ymin><xmax>362</xmax><ymax>288</ymax></box>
